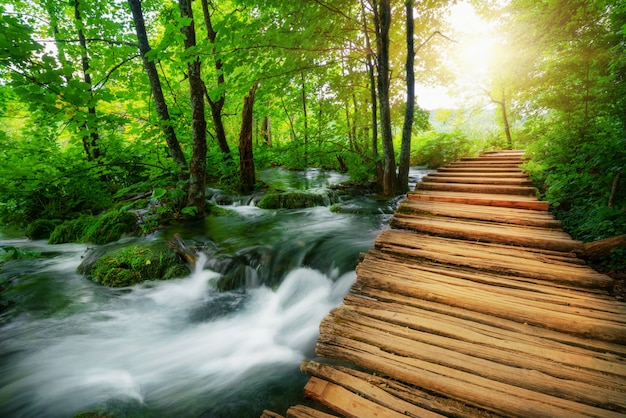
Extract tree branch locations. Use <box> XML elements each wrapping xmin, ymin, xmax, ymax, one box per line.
<box><xmin>36</xmin><ymin>38</ymin><xmax>139</xmax><ymax>48</ymax></box>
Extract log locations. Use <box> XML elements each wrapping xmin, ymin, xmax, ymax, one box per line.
<box><xmin>167</xmin><ymin>233</ymin><xmax>198</xmax><ymax>268</ymax></box>
<box><xmin>261</xmin><ymin>411</ymin><xmax>285</xmax><ymax>418</ymax></box>
<box><xmin>407</xmin><ymin>190</ymin><xmax>550</xmax><ymax>211</ymax></box>
<box><xmin>286</xmin><ymin>405</ymin><xmax>338</xmax><ymax>418</ymax></box>
<box><xmin>583</xmin><ymin>235</ymin><xmax>626</xmax><ymax>261</ymax></box>
<box><xmin>417</xmin><ymin>181</ymin><xmax>537</xmax><ymax>196</ymax></box>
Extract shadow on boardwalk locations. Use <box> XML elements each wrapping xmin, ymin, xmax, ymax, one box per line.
<box><xmin>263</xmin><ymin>151</ymin><xmax>626</xmax><ymax>418</ymax></box>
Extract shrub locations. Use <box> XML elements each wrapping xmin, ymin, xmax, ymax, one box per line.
<box><xmin>25</xmin><ymin>219</ymin><xmax>62</xmax><ymax>240</ymax></box>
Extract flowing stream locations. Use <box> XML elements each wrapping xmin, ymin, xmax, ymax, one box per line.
<box><xmin>0</xmin><ymin>168</ymin><xmax>429</xmax><ymax>417</ymax></box>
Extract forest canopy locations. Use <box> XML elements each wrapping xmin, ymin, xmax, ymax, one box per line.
<box><xmin>0</xmin><ymin>0</ymin><xmax>624</xmax><ymax>249</ymax></box>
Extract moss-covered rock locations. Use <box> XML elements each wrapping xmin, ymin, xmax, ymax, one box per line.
<box><xmin>257</xmin><ymin>191</ymin><xmax>332</xmax><ymax>209</ymax></box>
<box><xmin>25</xmin><ymin>219</ymin><xmax>62</xmax><ymax>240</ymax></box>
<box><xmin>81</xmin><ymin>243</ymin><xmax>190</xmax><ymax>287</ymax></box>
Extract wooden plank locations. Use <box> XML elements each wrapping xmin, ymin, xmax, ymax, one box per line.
<box><xmin>320</xmin><ymin>307</ymin><xmax>626</xmax><ymax>411</ymax></box>
<box><xmin>407</xmin><ymin>190</ymin><xmax>550</xmax><ymax>211</ymax></box>
<box><xmin>437</xmin><ymin>167</ymin><xmax>525</xmax><ymax>173</ymax></box>
<box><xmin>354</xmin><ymin>258</ymin><xmax>626</xmax><ymax>343</ymax></box>
<box><xmin>375</xmin><ymin>230</ymin><xmax>612</xmax><ymax>290</ymax></box>
<box><xmin>429</xmin><ymin>171</ymin><xmax>528</xmax><ymax>178</ymax></box>
<box><xmin>365</xmin><ymin>251</ymin><xmax>621</xmax><ymax>313</ymax></box>
<box><xmin>343</xmin><ymin>294</ymin><xmax>626</xmax><ymax>376</ymax></box>
<box><xmin>349</xmin><ymin>285</ymin><xmax>626</xmax><ymax>357</ymax></box>
<box><xmin>423</xmin><ymin>175</ymin><xmax>533</xmax><ymax>186</ymax></box>
<box><xmin>390</xmin><ymin>214</ymin><xmax>580</xmax><ymax>252</ymax></box>
<box><xmin>286</xmin><ymin>405</ymin><xmax>339</xmax><ymax>418</ymax></box>
<box><xmin>315</xmin><ymin>333</ymin><xmax>623</xmax><ymax>418</ymax></box>
<box><xmin>261</xmin><ymin>411</ymin><xmax>285</xmax><ymax>418</ymax></box>
<box><xmin>417</xmin><ymin>182</ymin><xmax>537</xmax><ymax>196</ymax></box>
<box><xmin>398</xmin><ymin>199</ymin><xmax>562</xmax><ymax>228</ymax></box>
<box><xmin>301</xmin><ymin>361</ymin><xmax>446</xmax><ymax>418</ymax></box>
<box><xmin>303</xmin><ymin>377</ymin><xmax>409</xmax><ymax>418</ymax></box>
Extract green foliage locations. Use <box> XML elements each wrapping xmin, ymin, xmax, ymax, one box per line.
<box><xmin>48</xmin><ymin>211</ymin><xmax>137</xmax><ymax>245</ymax></box>
<box><xmin>85</xmin><ymin>244</ymin><xmax>189</xmax><ymax>287</ymax></box>
<box><xmin>257</xmin><ymin>191</ymin><xmax>335</xmax><ymax>209</ymax></box>
<box><xmin>411</xmin><ymin>131</ymin><xmax>475</xmax><ymax>168</ymax></box>
<box><xmin>0</xmin><ymin>246</ymin><xmax>41</xmax><ymax>265</ymax></box>
<box><xmin>25</xmin><ymin>219</ymin><xmax>62</xmax><ymax>240</ymax></box>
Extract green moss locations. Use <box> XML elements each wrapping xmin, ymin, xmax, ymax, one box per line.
<box><xmin>48</xmin><ymin>215</ymin><xmax>95</xmax><ymax>244</ymax></box>
<box><xmin>83</xmin><ymin>210</ymin><xmax>138</xmax><ymax>245</ymax></box>
<box><xmin>257</xmin><ymin>191</ymin><xmax>327</xmax><ymax>209</ymax></box>
<box><xmin>25</xmin><ymin>219</ymin><xmax>62</xmax><ymax>240</ymax></box>
<box><xmin>87</xmin><ymin>244</ymin><xmax>189</xmax><ymax>287</ymax></box>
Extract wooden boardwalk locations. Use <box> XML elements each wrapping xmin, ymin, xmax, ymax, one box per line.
<box><xmin>263</xmin><ymin>151</ymin><xmax>626</xmax><ymax>418</ymax></box>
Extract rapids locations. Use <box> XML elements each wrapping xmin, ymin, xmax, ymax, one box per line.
<box><xmin>0</xmin><ymin>167</ymin><xmax>430</xmax><ymax>417</ymax></box>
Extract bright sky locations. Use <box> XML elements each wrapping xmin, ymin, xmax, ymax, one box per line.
<box><xmin>416</xmin><ymin>1</ymin><xmax>495</xmax><ymax>110</ymax></box>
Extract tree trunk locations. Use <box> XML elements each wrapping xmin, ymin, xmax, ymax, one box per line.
<box><xmin>127</xmin><ymin>0</ymin><xmax>187</xmax><ymax>170</ymax></box>
<box><xmin>300</xmin><ymin>70</ymin><xmax>309</xmax><ymax>166</ymax></box>
<box><xmin>374</xmin><ymin>0</ymin><xmax>396</xmax><ymax>195</ymax></box>
<box><xmin>200</xmin><ymin>0</ymin><xmax>231</xmax><ymax>157</ymax></box>
<box><xmin>239</xmin><ymin>83</ymin><xmax>259</xmax><ymax>193</ymax></box>
<box><xmin>73</xmin><ymin>0</ymin><xmax>100</xmax><ymax>161</ymax></box>
<box><xmin>582</xmin><ymin>235</ymin><xmax>626</xmax><ymax>261</ymax></box>
<box><xmin>179</xmin><ymin>0</ymin><xmax>207</xmax><ymax>217</ymax></box>
<box><xmin>361</xmin><ymin>0</ymin><xmax>383</xmax><ymax>189</ymax></box>
<box><xmin>500</xmin><ymin>88</ymin><xmax>513</xmax><ymax>149</ymax></box>
<box><xmin>260</xmin><ymin>115</ymin><xmax>272</xmax><ymax>146</ymax></box>
<box><xmin>397</xmin><ymin>0</ymin><xmax>414</xmax><ymax>193</ymax></box>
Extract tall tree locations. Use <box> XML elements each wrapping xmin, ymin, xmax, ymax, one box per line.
<box><xmin>73</xmin><ymin>0</ymin><xmax>101</xmax><ymax>161</ymax></box>
<box><xmin>200</xmin><ymin>0</ymin><xmax>232</xmax><ymax>157</ymax></box>
<box><xmin>397</xmin><ymin>0</ymin><xmax>414</xmax><ymax>192</ymax></box>
<box><xmin>179</xmin><ymin>0</ymin><xmax>207</xmax><ymax>217</ymax></box>
<box><xmin>239</xmin><ymin>82</ymin><xmax>259</xmax><ymax>193</ymax></box>
<box><xmin>372</xmin><ymin>0</ymin><xmax>396</xmax><ymax>195</ymax></box>
<box><xmin>127</xmin><ymin>0</ymin><xmax>188</xmax><ymax>170</ymax></box>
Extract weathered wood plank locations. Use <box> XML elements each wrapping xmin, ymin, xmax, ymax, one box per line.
<box><xmin>407</xmin><ymin>190</ymin><xmax>550</xmax><ymax>210</ymax></box>
<box><xmin>315</xmin><ymin>333</ymin><xmax>623</xmax><ymax>418</ymax></box>
<box><xmin>429</xmin><ymin>171</ymin><xmax>528</xmax><ymax>178</ymax></box>
<box><xmin>348</xmin><ymin>285</ymin><xmax>626</xmax><ymax>357</ymax></box>
<box><xmin>390</xmin><ymin>213</ymin><xmax>579</xmax><ymax>252</ymax></box>
<box><xmin>437</xmin><ymin>166</ymin><xmax>525</xmax><ymax>173</ymax></box>
<box><xmin>423</xmin><ymin>175</ymin><xmax>533</xmax><ymax>186</ymax></box>
<box><xmin>343</xmin><ymin>294</ymin><xmax>626</xmax><ymax>375</ymax></box>
<box><xmin>303</xmin><ymin>377</ymin><xmax>410</xmax><ymax>418</ymax></box>
<box><xmin>319</xmin><ymin>308</ymin><xmax>626</xmax><ymax>411</ymax></box>
<box><xmin>398</xmin><ymin>199</ymin><xmax>561</xmax><ymax>228</ymax></box>
<box><xmin>418</xmin><ymin>181</ymin><xmax>537</xmax><ymax>196</ymax></box>
<box><xmin>354</xmin><ymin>258</ymin><xmax>626</xmax><ymax>343</ymax></box>
<box><xmin>286</xmin><ymin>405</ymin><xmax>339</xmax><ymax>418</ymax></box>
<box><xmin>364</xmin><ymin>251</ymin><xmax>621</xmax><ymax>313</ymax></box>
<box><xmin>261</xmin><ymin>410</ymin><xmax>285</xmax><ymax>418</ymax></box>
<box><xmin>375</xmin><ymin>230</ymin><xmax>611</xmax><ymax>289</ymax></box>
<box><xmin>301</xmin><ymin>361</ymin><xmax>446</xmax><ymax>418</ymax></box>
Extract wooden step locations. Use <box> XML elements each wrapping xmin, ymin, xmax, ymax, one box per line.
<box><xmin>437</xmin><ymin>166</ymin><xmax>525</xmax><ymax>173</ymax></box>
<box><xmin>448</xmin><ymin>162</ymin><xmax>522</xmax><ymax>168</ymax></box>
<box><xmin>417</xmin><ymin>181</ymin><xmax>538</xmax><ymax>196</ymax></box>
<box><xmin>430</xmin><ymin>171</ymin><xmax>528</xmax><ymax>178</ymax></box>
<box><xmin>375</xmin><ymin>230</ymin><xmax>610</xmax><ymax>290</ymax></box>
<box><xmin>408</xmin><ymin>190</ymin><xmax>550</xmax><ymax>211</ymax></box>
<box><xmin>423</xmin><ymin>175</ymin><xmax>533</xmax><ymax>186</ymax></box>
<box><xmin>390</xmin><ymin>213</ymin><xmax>575</xmax><ymax>251</ymax></box>
<box><xmin>398</xmin><ymin>199</ymin><xmax>562</xmax><ymax>228</ymax></box>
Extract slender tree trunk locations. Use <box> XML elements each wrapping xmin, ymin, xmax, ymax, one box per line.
<box><xmin>239</xmin><ymin>83</ymin><xmax>259</xmax><ymax>193</ymax></box>
<box><xmin>397</xmin><ymin>0</ymin><xmax>415</xmax><ymax>192</ymax></box>
<box><xmin>300</xmin><ymin>70</ymin><xmax>309</xmax><ymax>166</ymax></box>
<box><xmin>374</xmin><ymin>0</ymin><xmax>396</xmax><ymax>195</ymax></box>
<box><xmin>260</xmin><ymin>115</ymin><xmax>272</xmax><ymax>146</ymax></box>
<box><xmin>73</xmin><ymin>0</ymin><xmax>100</xmax><ymax>161</ymax></box>
<box><xmin>179</xmin><ymin>0</ymin><xmax>207</xmax><ymax>217</ymax></box>
<box><xmin>361</xmin><ymin>0</ymin><xmax>383</xmax><ymax>188</ymax></box>
<box><xmin>200</xmin><ymin>0</ymin><xmax>231</xmax><ymax>156</ymax></box>
<box><xmin>128</xmin><ymin>0</ymin><xmax>187</xmax><ymax>170</ymax></box>
<box><xmin>499</xmin><ymin>88</ymin><xmax>513</xmax><ymax>149</ymax></box>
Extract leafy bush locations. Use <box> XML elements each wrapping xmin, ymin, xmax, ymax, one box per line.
<box><xmin>49</xmin><ymin>211</ymin><xmax>137</xmax><ymax>245</ymax></box>
<box><xmin>411</xmin><ymin>131</ymin><xmax>475</xmax><ymax>168</ymax></box>
<box><xmin>25</xmin><ymin>219</ymin><xmax>62</xmax><ymax>240</ymax></box>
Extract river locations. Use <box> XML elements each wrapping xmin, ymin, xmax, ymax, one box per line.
<box><xmin>0</xmin><ymin>168</ymin><xmax>429</xmax><ymax>418</ymax></box>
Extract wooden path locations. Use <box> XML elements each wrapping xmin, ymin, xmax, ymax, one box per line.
<box><xmin>263</xmin><ymin>151</ymin><xmax>626</xmax><ymax>418</ymax></box>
